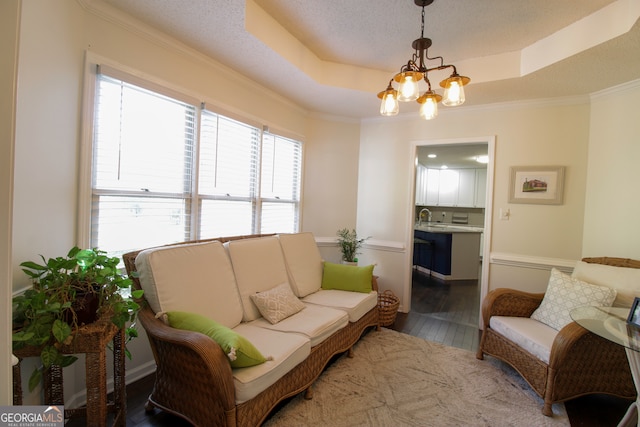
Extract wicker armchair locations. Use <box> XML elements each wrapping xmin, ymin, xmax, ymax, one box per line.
<box><xmin>476</xmin><ymin>257</ymin><xmax>639</xmax><ymax>416</ymax></box>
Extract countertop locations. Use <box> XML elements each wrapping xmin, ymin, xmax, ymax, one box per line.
<box><xmin>414</xmin><ymin>223</ymin><xmax>484</xmax><ymax>234</ymax></box>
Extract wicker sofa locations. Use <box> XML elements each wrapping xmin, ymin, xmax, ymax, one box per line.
<box><xmin>476</xmin><ymin>257</ymin><xmax>640</xmax><ymax>416</ymax></box>
<box><xmin>123</xmin><ymin>232</ymin><xmax>379</xmax><ymax>427</ymax></box>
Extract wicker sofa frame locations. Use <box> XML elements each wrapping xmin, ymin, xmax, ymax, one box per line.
<box><xmin>123</xmin><ymin>234</ymin><xmax>380</xmax><ymax>427</ymax></box>
<box><xmin>476</xmin><ymin>256</ymin><xmax>639</xmax><ymax>416</ymax></box>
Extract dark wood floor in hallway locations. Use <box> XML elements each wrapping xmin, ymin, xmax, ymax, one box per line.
<box><xmin>393</xmin><ymin>268</ymin><xmax>481</xmax><ymax>352</ymax></box>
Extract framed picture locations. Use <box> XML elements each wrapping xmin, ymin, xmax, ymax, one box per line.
<box><xmin>508</xmin><ymin>166</ymin><xmax>565</xmax><ymax>205</ymax></box>
<box><xmin>627</xmin><ymin>297</ymin><xmax>640</xmax><ymax>327</ymax></box>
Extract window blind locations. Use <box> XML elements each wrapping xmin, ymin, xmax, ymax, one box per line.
<box><xmin>259</xmin><ymin>133</ymin><xmax>302</xmax><ymax>233</ymax></box>
<box><xmin>91</xmin><ymin>73</ymin><xmax>195</xmax><ymax>257</ymax></box>
<box><xmin>89</xmin><ymin>66</ymin><xmax>302</xmax><ymax>258</ymax></box>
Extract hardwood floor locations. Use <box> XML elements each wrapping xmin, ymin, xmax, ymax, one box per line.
<box><xmin>394</xmin><ymin>268</ymin><xmax>481</xmax><ymax>352</ymax></box>
<box><xmin>66</xmin><ymin>269</ymin><xmax>632</xmax><ymax>426</ymax></box>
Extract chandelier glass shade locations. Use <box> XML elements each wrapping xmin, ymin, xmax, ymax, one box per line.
<box><xmin>377</xmin><ymin>0</ymin><xmax>470</xmax><ymax>120</ymax></box>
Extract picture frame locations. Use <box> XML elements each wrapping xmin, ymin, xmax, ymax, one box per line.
<box><xmin>627</xmin><ymin>297</ymin><xmax>640</xmax><ymax>327</ymax></box>
<box><xmin>508</xmin><ymin>166</ymin><xmax>565</xmax><ymax>205</ymax></box>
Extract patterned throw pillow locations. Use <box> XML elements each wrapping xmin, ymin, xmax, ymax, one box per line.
<box><xmin>250</xmin><ymin>283</ymin><xmax>306</xmax><ymax>324</ymax></box>
<box><xmin>531</xmin><ymin>268</ymin><xmax>617</xmax><ymax>330</ymax></box>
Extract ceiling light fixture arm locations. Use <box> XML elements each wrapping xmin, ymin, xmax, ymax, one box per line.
<box><xmin>378</xmin><ymin>0</ymin><xmax>470</xmax><ymax>118</ymax></box>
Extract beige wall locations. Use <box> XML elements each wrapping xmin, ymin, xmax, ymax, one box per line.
<box><xmin>357</xmin><ymin>101</ymin><xmax>592</xmax><ymax>306</ymax></box>
<box><xmin>583</xmin><ymin>82</ymin><xmax>640</xmax><ymax>258</ymax></box>
<box><xmin>9</xmin><ymin>0</ymin><xmax>640</xmax><ymax>408</ymax></box>
<box><xmin>10</xmin><ymin>1</ymin><xmax>340</xmax><ymax>406</ymax></box>
<box><xmin>301</xmin><ymin>116</ymin><xmax>360</xmax><ymax>235</ymax></box>
<box><xmin>0</xmin><ymin>0</ymin><xmax>21</xmax><ymax>406</ymax></box>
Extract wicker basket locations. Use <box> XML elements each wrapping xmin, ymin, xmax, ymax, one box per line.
<box><xmin>378</xmin><ymin>290</ymin><xmax>399</xmax><ymax>327</ymax></box>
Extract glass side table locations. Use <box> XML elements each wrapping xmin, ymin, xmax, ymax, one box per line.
<box><xmin>571</xmin><ymin>306</ymin><xmax>640</xmax><ymax>427</ymax></box>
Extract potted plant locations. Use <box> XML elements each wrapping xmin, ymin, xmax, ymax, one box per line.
<box><xmin>12</xmin><ymin>246</ymin><xmax>144</xmax><ymax>391</ymax></box>
<box><xmin>336</xmin><ymin>228</ymin><xmax>370</xmax><ymax>264</ymax></box>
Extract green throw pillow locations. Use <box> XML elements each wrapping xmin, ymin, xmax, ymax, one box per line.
<box><xmin>321</xmin><ymin>262</ymin><xmax>374</xmax><ymax>293</ymax></box>
<box><xmin>166</xmin><ymin>311</ymin><xmax>267</xmax><ymax>368</ymax></box>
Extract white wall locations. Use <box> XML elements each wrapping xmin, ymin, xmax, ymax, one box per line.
<box><xmin>13</xmin><ymin>0</ymin><xmax>86</xmax><ymax>404</ymax></box>
<box><xmin>11</xmin><ymin>1</ymin><xmax>326</xmax><ymax>406</ymax></box>
<box><xmin>0</xmin><ymin>0</ymin><xmax>21</xmax><ymax>405</ymax></box>
<box><xmin>357</xmin><ymin>100</ymin><xmax>592</xmax><ymax>307</ymax></box>
<box><xmin>583</xmin><ymin>81</ymin><xmax>640</xmax><ymax>259</ymax></box>
<box><xmin>11</xmin><ymin>0</ymin><xmax>640</xmax><ymax>408</ymax></box>
<box><xmin>301</xmin><ymin>116</ymin><xmax>361</xmax><ymax>235</ymax></box>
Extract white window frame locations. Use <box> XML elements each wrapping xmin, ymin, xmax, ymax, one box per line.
<box><xmin>78</xmin><ymin>55</ymin><xmax>303</xmax><ymax>254</ymax></box>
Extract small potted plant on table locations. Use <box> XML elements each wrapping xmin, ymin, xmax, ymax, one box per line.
<box><xmin>12</xmin><ymin>246</ymin><xmax>144</xmax><ymax>391</ymax></box>
<box><xmin>336</xmin><ymin>228</ymin><xmax>370</xmax><ymax>265</ymax></box>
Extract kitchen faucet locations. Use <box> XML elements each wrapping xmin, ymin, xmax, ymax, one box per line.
<box><xmin>418</xmin><ymin>208</ymin><xmax>432</xmax><ymax>226</ymax></box>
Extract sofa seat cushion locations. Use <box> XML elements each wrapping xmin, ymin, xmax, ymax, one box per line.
<box><xmin>135</xmin><ymin>241</ymin><xmax>243</xmax><ymax>328</ymax></box>
<box><xmin>302</xmin><ymin>289</ymin><xmax>378</xmax><ymax>322</ymax></box>
<box><xmin>490</xmin><ymin>316</ymin><xmax>558</xmax><ymax>364</ymax></box>
<box><xmin>248</xmin><ymin>303</ymin><xmax>349</xmax><ymax>347</ymax></box>
<box><xmin>231</xmin><ymin>323</ymin><xmax>310</xmax><ymax>404</ymax></box>
<box><xmin>225</xmin><ymin>236</ymin><xmax>291</xmax><ymax>322</ymax></box>
<box><xmin>278</xmin><ymin>232</ymin><xmax>323</xmax><ymax>297</ymax></box>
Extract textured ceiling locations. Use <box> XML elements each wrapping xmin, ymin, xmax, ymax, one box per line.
<box><xmin>92</xmin><ymin>0</ymin><xmax>640</xmax><ymax>119</ymax></box>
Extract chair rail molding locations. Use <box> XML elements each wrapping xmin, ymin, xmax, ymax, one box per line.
<box><xmin>490</xmin><ymin>252</ymin><xmax>576</xmax><ymax>274</ymax></box>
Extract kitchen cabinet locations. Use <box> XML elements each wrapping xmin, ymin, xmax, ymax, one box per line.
<box><xmin>414</xmin><ymin>228</ymin><xmax>481</xmax><ymax>280</ymax></box>
<box><xmin>416</xmin><ymin>167</ymin><xmax>486</xmax><ymax>208</ymax></box>
<box><xmin>474</xmin><ymin>168</ymin><xmax>487</xmax><ymax>208</ymax></box>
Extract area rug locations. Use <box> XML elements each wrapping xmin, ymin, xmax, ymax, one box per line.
<box><xmin>264</xmin><ymin>328</ymin><xmax>568</xmax><ymax>427</ymax></box>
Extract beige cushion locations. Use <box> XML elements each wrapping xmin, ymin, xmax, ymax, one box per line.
<box><xmin>135</xmin><ymin>241</ymin><xmax>243</xmax><ymax>328</ymax></box>
<box><xmin>225</xmin><ymin>236</ymin><xmax>291</xmax><ymax>322</ymax></box>
<box><xmin>248</xmin><ymin>304</ymin><xmax>349</xmax><ymax>347</ymax></box>
<box><xmin>278</xmin><ymin>232</ymin><xmax>323</xmax><ymax>297</ymax></box>
<box><xmin>531</xmin><ymin>268</ymin><xmax>616</xmax><ymax>331</ymax></box>
<box><xmin>302</xmin><ymin>289</ymin><xmax>378</xmax><ymax>322</ymax></box>
<box><xmin>231</xmin><ymin>323</ymin><xmax>310</xmax><ymax>404</ymax></box>
<box><xmin>572</xmin><ymin>261</ymin><xmax>640</xmax><ymax>308</ymax></box>
<box><xmin>490</xmin><ymin>316</ymin><xmax>558</xmax><ymax>364</ymax></box>
<box><xmin>250</xmin><ymin>283</ymin><xmax>305</xmax><ymax>324</ymax></box>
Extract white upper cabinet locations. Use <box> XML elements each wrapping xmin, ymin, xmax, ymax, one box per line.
<box><xmin>457</xmin><ymin>169</ymin><xmax>476</xmax><ymax>207</ymax></box>
<box><xmin>474</xmin><ymin>168</ymin><xmax>487</xmax><ymax>208</ymax></box>
<box><xmin>425</xmin><ymin>168</ymin><xmax>440</xmax><ymax>205</ymax></box>
<box><xmin>416</xmin><ymin>167</ymin><xmax>487</xmax><ymax>207</ymax></box>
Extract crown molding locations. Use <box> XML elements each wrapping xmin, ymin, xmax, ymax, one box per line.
<box><xmin>76</xmin><ymin>0</ymin><xmax>309</xmax><ymax>117</ymax></box>
<box><xmin>590</xmin><ymin>78</ymin><xmax>640</xmax><ymax>101</ymax></box>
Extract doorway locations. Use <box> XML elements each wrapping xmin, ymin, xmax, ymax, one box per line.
<box><xmin>405</xmin><ymin>137</ymin><xmax>495</xmax><ymax>348</ymax></box>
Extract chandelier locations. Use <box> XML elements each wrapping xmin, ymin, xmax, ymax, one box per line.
<box><xmin>377</xmin><ymin>0</ymin><xmax>470</xmax><ymax>120</ymax></box>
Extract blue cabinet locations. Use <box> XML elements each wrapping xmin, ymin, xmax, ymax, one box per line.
<box><xmin>413</xmin><ymin>230</ymin><xmax>452</xmax><ymax>275</ymax></box>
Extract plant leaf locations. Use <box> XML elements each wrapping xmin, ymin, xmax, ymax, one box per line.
<box><xmin>20</xmin><ymin>260</ymin><xmax>47</xmax><ymax>270</ymax></box>
<box><xmin>52</xmin><ymin>319</ymin><xmax>72</xmax><ymax>344</ymax></box>
<box><xmin>12</xmin><ymin>331</ymin><xmax>34</xmax><ymax>342</ymax></box>
<box><xmin>40</xmin><ymin>345</ymin><xmax>59</xmax><ymax>369</ymax></box>
<box><xmin>60</xmin><ymin>355</ymin><xmax>78</xmax><ymax>367</ymax></box>
<box><xmin>28</xmin><ymin>368</ymin><xmax>43</xmax><ymax>392</ymax></box>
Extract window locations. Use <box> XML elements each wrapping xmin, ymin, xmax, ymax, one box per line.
<box><xmin>260</xmin><ymin>133</ymin><xmax>302</xmax><ymax>234</ymax></box>
<box><xmin>89</xmin><ymin>66</ymin><xmax>302</xmax><ymax>258</ymax></box>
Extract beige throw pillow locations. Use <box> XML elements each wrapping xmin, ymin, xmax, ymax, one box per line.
<box><xmin>250</xmin><ymin>283</ymin><xmax>305</xmax><ymax>324</ymax></box>
<box><xmin>531</xmin><ymin>268</ymin><xmax>617</xmax><ymax>331</ymax></box>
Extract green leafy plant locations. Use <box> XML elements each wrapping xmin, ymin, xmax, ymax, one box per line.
<box><xmin>12</xmin><ymin>246</ymin><xmax>144</xmax><ymax>391</ymax></box>
<box><xmin>336</xmin><ymin>228</ymin><xmax>370</xmax><ymax>263</ymax></box>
